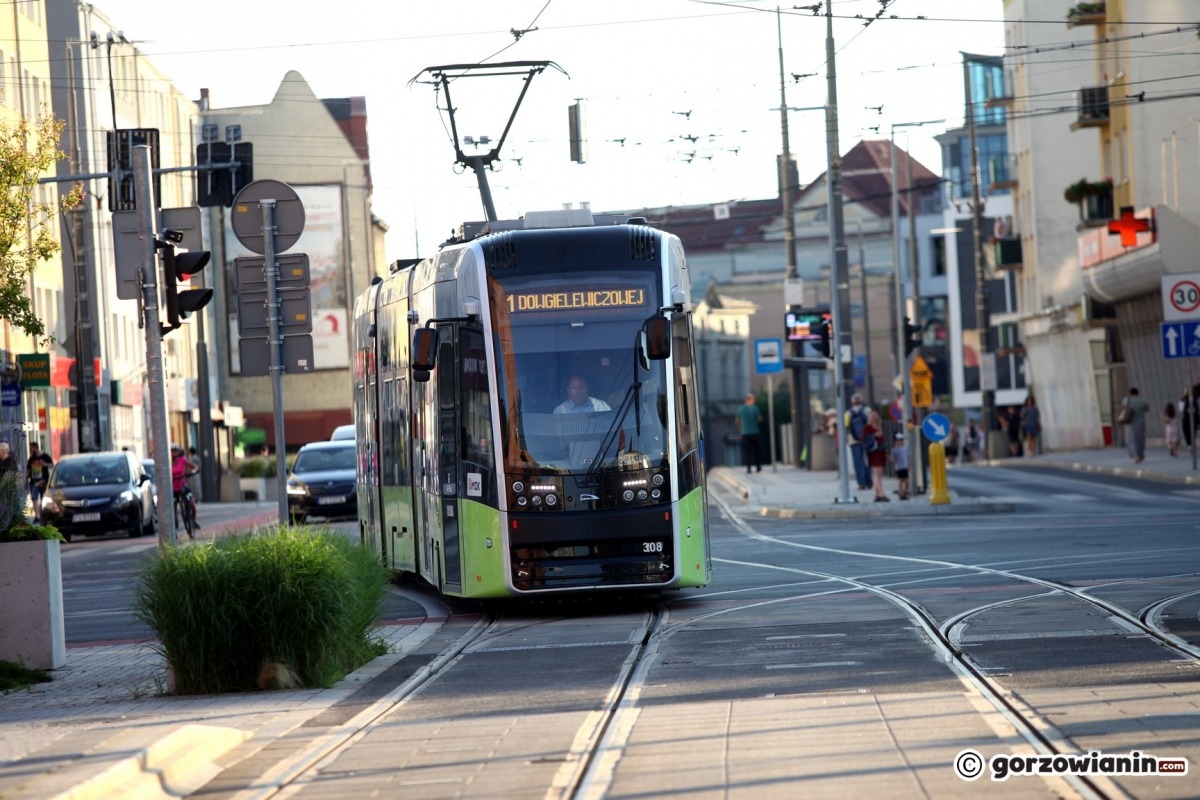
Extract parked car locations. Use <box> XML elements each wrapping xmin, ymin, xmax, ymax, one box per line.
<box><xmin>40</xmin><ymin>451</ymin><xmax>156</xmax><ymax>542</ymax></box>
<box><xmin>286</xmin><ymin>440</ymin><xmax>357</xmax><ymax>524</ymax></box>
<box><xmin>330</xmin><ymin>424</ymin><xmax>355</xmax><ymax>441</ymax></box>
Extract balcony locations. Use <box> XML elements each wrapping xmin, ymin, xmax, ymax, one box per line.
<box><xmin>1064</xmin><ymin>178</ymin><xmax>1114</xmax><ymax>228</ymax></box>
<box><xmin>1070</xmin><ymin>86</ymin><xmax>1109</xmax><ymax>130</ymax></box>
<box><xmin>1066</xmin><ymin>2</ymin><xmax>1105</xmax><ymax>28</ymax></box>
<box><xmin>986</xmin><ymin>237</ymin><xmax>1023</xmax><ymax>272</ymax></box>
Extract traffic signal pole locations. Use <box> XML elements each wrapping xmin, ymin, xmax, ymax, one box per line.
<box><xmin>132</xmin><ymin>145</ymin><xmax>177</xmax><ymax>548</ymax></box>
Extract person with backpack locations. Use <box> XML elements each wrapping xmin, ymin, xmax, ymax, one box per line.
<box><xmin>861</xmin><ymin>409</ymin><xmax>889</xmax><ymax>502</ymax></box>
<box><xmin>844</xmin><ymin>394</ymin><xmax>870</xmax><ymax>490</ymax></box>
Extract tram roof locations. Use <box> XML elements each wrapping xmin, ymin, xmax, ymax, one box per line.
<box><xmin>447</xmin><ymin>209</ymin><xmax>654</xmax><ymax>246</ymax></box>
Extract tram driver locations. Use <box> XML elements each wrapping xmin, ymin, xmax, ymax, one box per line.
<box><xmin>553</xmin><ymin>375</ymin><xmax>612</xmax><ymax>414</ymax></box>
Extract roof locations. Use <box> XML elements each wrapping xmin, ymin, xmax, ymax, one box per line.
<box><xmin>613</xmin><ymin>140</ymin><xmax>939</xmax><ymax>255</ymax></box>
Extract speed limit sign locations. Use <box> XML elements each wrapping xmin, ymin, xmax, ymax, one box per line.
<box><xmin>1163</xmin><ymin>273</ymin><xmax>1200</xmax><ymax>321</ymax></box>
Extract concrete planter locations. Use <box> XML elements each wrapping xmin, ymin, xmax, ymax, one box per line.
<box><xmin>238</xmin><ymin>477</ymin><xmax>278</xmax><ymax>502</ymax></box>
<box><xmin>0</xmin><ymin>539</ymin><xmax>66</xmax><ymax>669</ymax></box>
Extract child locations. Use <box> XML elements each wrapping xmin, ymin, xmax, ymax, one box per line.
<box><xmin>891</xmin><ymin>432</ymin><xmax>910</xmax><ymax>500</ymax></box>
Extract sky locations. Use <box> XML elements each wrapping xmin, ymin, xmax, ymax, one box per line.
<box><xmin>86</xmin><ymin>0</ymin><xmax>1004</xmax><ymax>263</ymax></box>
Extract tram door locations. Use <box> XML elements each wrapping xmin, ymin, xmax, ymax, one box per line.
<box><xmin>415</xmin><ymin>325</ymin><xmax>463</xmax><ymax>593</ymax></box>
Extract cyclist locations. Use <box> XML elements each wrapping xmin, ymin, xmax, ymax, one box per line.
<box><xmin>170</xmin><ymin>443</ymin><xmax>199</xmax><ymax>535</ymax></box>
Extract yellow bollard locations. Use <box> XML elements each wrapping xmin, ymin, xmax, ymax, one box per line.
<box><xmin>928</xmin><ymin>440</ymin><xmax>951</xmax><ymax>505</ymax></box>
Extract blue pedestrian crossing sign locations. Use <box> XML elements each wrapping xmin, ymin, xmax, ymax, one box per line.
<box><xmin>754</xmin><ymin>338</ymin><xmax>784</xmax><ymax>374</ymax></box>
<box><xmin>1161</xmin><ymin>321</ymin><xmax>1200</xmax><ymax>360</ymax></box>
<box><xmin>922</xmin><ymin>412</ymin><xmax>951</xmax><ymax>443</ymax></box>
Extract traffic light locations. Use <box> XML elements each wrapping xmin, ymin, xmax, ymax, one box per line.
<box><xmin>815</xmin><ymin>315</ymin><xmax>833</xmax><ymax>359</ymax></box>
<box><xmin>904</xmin><ymin>317</ymin><xmax>922</xmax><ymax>356</ymax></box>
<box><xmin>158</xmin><ymin>230</ymin><xmax>213</xmax><ymax>334</ymax></box>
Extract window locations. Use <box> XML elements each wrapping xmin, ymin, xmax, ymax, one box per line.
<box><xmin>931</xmin><ymin>235</ymin><xmax>947</xmax><ymax>277</ymax></box>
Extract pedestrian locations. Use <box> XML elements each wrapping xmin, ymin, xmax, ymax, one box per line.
<box><xmin>962</xmin><ymin>419</ymin><xmax>982</xmax><ymax>463</ymax></box>
<box><xmin>862</xmin><ymin>409</ymin><xmax>889</xmax><ymax>502</ymax></box>
<box><xmin>26</xmin><ymin>442</ymin><xmax>53</xmax><ymax>521</ymax></box>
<box><xmin>0</xmin><ymin>442</ymin><xmax>16</xmax><ymax>477</ymax></box>
<box><xmin>844</xmin><ymin>393</ymin><xmax>871</xmax><ymax>491</ymax></box>
<box><xmin>1120</xmin><ymin>387</ymin><xmax>1150</xmax><ymax>464</ymax></box>
<box><xmin>186</xmin><ymin>446</ymin><xmax>202</xmax><ymax>502</ymax></box>
<box><xmin>1180</xmin><ymin>386</ymin><xmax>1197</xmax><ymax>449</ymax></box>
<box><xmin>736</xmin><ymin>393</ymin><xmax>763</xmax><ymax>473</ymax></box>
<box><xmin>1020</xmin><ymin>396</ymin><xmax>1041</xmax><ymax>457</ymax></box>
<box><xmin>1004</xmin><ymin>406</ymin><xmax>1022</xmax><ymax>456</ymax></box>
<box><xmin>1163</xmin><ymin>401</ymin><xmax>1181</xmax><ymax>457</ymax></box>
<box><xmin>890</xmin><ymin>432</ymin><xmax>910</xmax><ymax>500</ymax></box>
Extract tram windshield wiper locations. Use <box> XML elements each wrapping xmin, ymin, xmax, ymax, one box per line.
<box><xmin>580</xmin><ymin>379</ymin><xmax>640</xmax><ymax>486</ymax></box>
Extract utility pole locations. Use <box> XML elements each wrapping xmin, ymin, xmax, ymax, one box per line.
<box><xmin>132</xmin><ymin>145</ymin><xmax>176</xmax><ymax>547</ymax></box>
<box><xmin>776</xmin><ymin>8</ymin><xmax>803</xmax><ymax>467</ymax></box>
<box><xmin>964</xmin><ymin>55</ymin><xmax>994</xmax><ymax>451</ymax></box>
<box><xmin>825</xmin><ymin>2</ymin><xmax>854</xmax><ymax>503</ymax></box>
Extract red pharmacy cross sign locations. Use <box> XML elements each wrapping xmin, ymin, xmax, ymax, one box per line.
<box><xmin>1107</xmin><ymin>206</ymin><xmax>1153</xmax><ymax>247</ymax></box>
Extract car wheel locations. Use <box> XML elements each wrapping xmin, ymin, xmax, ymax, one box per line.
<box><xmin>143</xmin><ymin>507</ymin><xmax>156</xmax><ymax>537</ymax></box>
<box><xmin>289</xmin><ymin>512</ymin><xmax>307</xmax><ymax>525</ymax></box>
<box><xmin>128</xmin><ymin>509</ymin><xmax>143</xmax><ymax>539</ymax></box>
<box><xmin>61</xmin><ymin>529</ymin><xmax>73</xmax><ymax>543</ymax></box>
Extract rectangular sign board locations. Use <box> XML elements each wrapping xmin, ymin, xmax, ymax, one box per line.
<box><xmin>1162</xmin><ymin>273</ymin><xmax>1200</xmax><ymax>322</ymax></box>
<box><xmin>235</xmin><ymin>253</ymin><xmax>310</xmax><ymax>290</ymax></box>
<box><xmin>238</xmin><ymin>334</ymin><xmax>314</xmax><ymax>376</ymax></box>
<box><xmin>1161</xmin><ymin>321</ymin><xmax>1200</xmax><ymax>360</ymax></box>
<box><xmin>236</xmin><ymin>287</ymin><xmax>313</xmax><ymax>336</ymax></box>
<box><xmin>785</xmin><ymin>307</ymin><xmax>828</xmax><ymax>342</ymax></box>
<box><xmin>754</xmin><ymin>338</ymin><xmax>784</xmax><ymax>374</ymax></box>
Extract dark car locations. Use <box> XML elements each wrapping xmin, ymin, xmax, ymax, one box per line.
<box><xmin>40</xmin><ymin>451</ymin><xmax>156</xmax><ymax>542</ymax></box>
<box><xmin>286</xmin><ymin>440</ymin><xmax>357</xmax><ymax>524</ymax></box>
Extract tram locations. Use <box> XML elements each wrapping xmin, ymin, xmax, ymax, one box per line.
<box><xmin>351</xmin><ymin>209</ymin><xmax>711</xmax><ymax>598</ymax></box>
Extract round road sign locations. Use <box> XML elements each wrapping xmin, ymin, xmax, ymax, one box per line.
<box><xmin>231</xmin><ymin>179</ymin><xmax>305</xmax><ymax>255</ymax></box>
<box><xmin>1169</xmin><ymin>280</ymin><xmax>1200</xmax><ymax>316</ymax></box>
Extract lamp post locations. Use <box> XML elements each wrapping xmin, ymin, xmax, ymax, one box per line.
<box><xmin>889</xmin><ymin>119</ymin><xmax>944</xmax><ymax>451</ymax></box>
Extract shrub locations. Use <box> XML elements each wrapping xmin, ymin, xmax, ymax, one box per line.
<box><xmin>134</xmin><ymin>525</ymin><xmax>389</xmax><ymax>694</ymax></box>
<box><xmin>236</xmin><ymin>456</ymin><xmax>277</xmax><ymax>478</ymax></box>
<box><xmin>0</xmin><ymin>470</ymin><xmax>63</xmax><ymax>542</ymax></box>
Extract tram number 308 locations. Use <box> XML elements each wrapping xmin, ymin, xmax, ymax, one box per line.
<box><xmin>642</xmin><ymin>541</ymin><xmax>664</xmax><ymax>554</ymax></box>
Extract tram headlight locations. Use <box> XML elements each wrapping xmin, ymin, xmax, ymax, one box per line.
<box><xmin>622</xmin><ymin>489</ymin><xmax>635</xmax><ymax>503</ymax></box>
<box><xmin>636</xmin><ymin>489</ymin><xmax>648</xmax><ymax>501</ymax></box>
<box><xmin>651</xmin><ymin>488</ymin><xmax>662</xmax><ymax>500</ymax></box>
<box><xmin>517</xmin><ymin>495</ymin><xmax>528</xmax><ymax>507</ymax></box>
<box><xmin>512</xmin><ymin>480</ymin><xmax>525</xmax><ymax>494</ymax></box>
<box><xmin>652</xmin><ymin>473</ymin><xmax>665</xmax><ymax>487</ymax></box>
<box><xmin>531</xmin><ymin>494</ymin><xmax>543</xmax><ymax>506</ymax></box>
<box><xmin>545</xmin><ymin>493</ymin><xmax>558</xmax><ymax>507</ymax></box>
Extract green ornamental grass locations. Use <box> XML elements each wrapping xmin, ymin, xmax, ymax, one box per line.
<box><xmin>134</xmin><ymin>525</ymin><xmax>389</xmax><ymax>695</ymax></box>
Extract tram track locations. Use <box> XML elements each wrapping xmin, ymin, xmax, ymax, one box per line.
<box><xmin>709</xmin><ymin>490</ymin><xmax>1192</xmax><ymax>799</ymax></box>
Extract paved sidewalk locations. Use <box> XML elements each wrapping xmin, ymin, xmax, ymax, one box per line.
<box><xmin>710</xmin><ymin>442</ymin><xmax>1200</xmax><ymax>518</ymax></box>
<box><xmin>0</xmin><ymin>447</ymin><xmax>1190</xmax><ymax>799</ymax></box>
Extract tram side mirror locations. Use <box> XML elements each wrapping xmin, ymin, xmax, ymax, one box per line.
<box><xmin>412</xmin><ymin>328</ymin><xmax>438</xmax><ymax>375</ymax></box>
<box><xmin>644</xmin><ymin>316</ymin><xmax>671</xmax><ymax>360</ymax></box>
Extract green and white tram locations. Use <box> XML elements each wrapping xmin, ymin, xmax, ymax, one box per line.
<box><xmin>352</xmin><ymin>210</ymin><xmax>711</xmax><ymax>598</ymax></box>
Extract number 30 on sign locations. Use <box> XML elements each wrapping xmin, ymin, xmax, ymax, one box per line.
<box><xmin>1162</xmin><ymin>273</ymin><xmax>1200</xmax><ymax>322</ymax></box>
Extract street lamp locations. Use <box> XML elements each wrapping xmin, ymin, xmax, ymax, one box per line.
<box><xmin>889</xmin><ymin>119</ymin><xmax>944</xmax><ymax>449</ymax></box>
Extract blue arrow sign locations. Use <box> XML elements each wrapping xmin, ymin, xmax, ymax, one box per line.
<box><xmin>922</xmin><ymin>412</ymin><xmax>951</xmax><ymax>443</ymax></box>
<box><xmin>1161</xmin><ymin>321</ymin><xmax>1200</xmax><ymax>360</ymax></box>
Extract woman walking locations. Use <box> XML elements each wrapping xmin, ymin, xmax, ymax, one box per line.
<box><xmin>862</xmin><ymin>409</ymin><xmax>889</xmax><ymax>502</ymax></box>
<box><xmin>1163</xmin><ymin>401</ymin><xmax>1181</xmax><ymax>457</ymax></box>
<box><xmin>1121</xmin><ymin>387</ymin><xmax>1150</xmax><ymax>464</ymax></box>
<box><xmin>1020</xmin><ymin>396</ymin><xmax>1041</xmax><ymax>457</ymax></box>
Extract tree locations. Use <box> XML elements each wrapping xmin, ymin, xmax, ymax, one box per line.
<box><xmin>0</xmin><ymin>111</ymin><xmax>84</xmax><ymax>345</ymax></box>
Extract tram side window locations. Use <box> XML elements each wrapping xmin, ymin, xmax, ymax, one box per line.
<box><xmin>672</xmin><ymin>314</ymin><xmax>703</xmax><ymax>494</ymax></box>
<box><xmin>460</xmin><ymin>330</ymin><xmax>494</xmax><ymax>471</ymax></box>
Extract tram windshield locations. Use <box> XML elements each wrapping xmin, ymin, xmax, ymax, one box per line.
<box><xmin>489</xmin><ymin>269</ymin><xmax>669</xmax><ymax>476</ymax></box>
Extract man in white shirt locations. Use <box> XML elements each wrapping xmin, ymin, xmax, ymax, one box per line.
<box><xmin>553</xmin><ymin>375</ymin><xmax>612</xmax><ymax>414</ymax></box>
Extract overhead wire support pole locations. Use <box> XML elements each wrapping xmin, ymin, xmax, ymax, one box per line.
<box><xmin>964</xmin><ymin>55</ymin><xmax>994</xmax><ymax>453</ymax></box>
<box><xmin>776</xmin><ymin>7</ymin><xmax>802</xmax><ymax>469</ymax></box>
<box><xmin>132</xmin><ymin>145</ymin><xmax>175</xmax><ymax>548</ymax></box>
<box><xmin>825</xmin><ymin>2</ymin><xmax>853</xmax><ymax>503</ymax></box>
<box><xmin>410</xmin><ymin>61</ymin><xmax>567</xmax><ymax>223</ymax></box>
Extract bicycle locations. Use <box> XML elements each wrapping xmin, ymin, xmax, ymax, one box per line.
<box><xmin>175</xmin><ymin>485</ymin><xmax>197</xmax><ymax>539</ymax></box>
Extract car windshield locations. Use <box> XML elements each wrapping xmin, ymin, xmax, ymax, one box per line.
<box><xmin>51</xmin><ymin>457</ymin><xmax>129</xmax><ymax>487</ymax></box>
<box><xmin>292</xmin><ymin>447</ymin><xmax>355</xmax><ymax>474</ymax></box>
